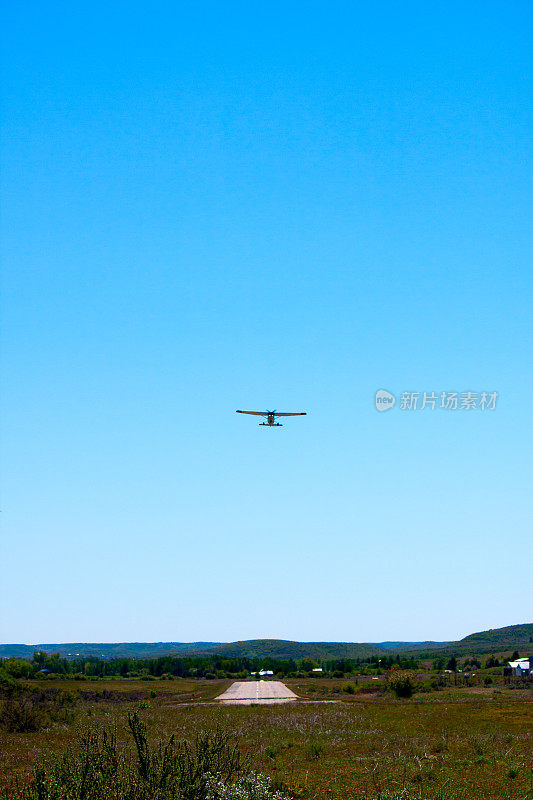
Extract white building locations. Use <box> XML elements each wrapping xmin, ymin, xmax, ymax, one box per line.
<box><xmin>507</xmin><ymin>658</ymin><xmax>531</xmax><ymax>676</ymax></box>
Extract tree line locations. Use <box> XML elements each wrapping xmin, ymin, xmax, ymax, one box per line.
<box><xmin>2</xmin><ymin>650</ymin><xmax>518</xmax><ymax>680</ymax></box>
<box><xmin>1</xmin><ymin>651</ymin><xmax>422</xmax><ymax>680</ymax></box>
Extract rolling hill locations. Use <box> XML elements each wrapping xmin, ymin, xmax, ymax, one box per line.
<box><xmin>206</xmin><ymin>639</ymin><xmax>385</xmax><ymax>660</ymax></box>
<box><xmin>1</xmin><ymin>623</ymin><xmax>531</xmax><ymax>661</ymax></box>
<box><xmin>0</xmin><ymin>642</ymin><xmax>221</xmax><ymax>660</ymax></box>
<box><xmin>399</xmin><ymin>623</ymin><xmax>533</xmax><ymax>659</ymax></box>
<box><xmin>453</xmin><ymin>623</ymin><xmax>533</xmax><ymax>654</ymax></box>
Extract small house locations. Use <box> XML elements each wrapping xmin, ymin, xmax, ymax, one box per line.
<box><xmin>506</xmin><ymin>658</ymin><xmax>531</xmax><ymax>677</ymax></box>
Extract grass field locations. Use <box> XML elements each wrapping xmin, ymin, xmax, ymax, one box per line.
<box><xmin>1</xmin><ymin>678</ymin><xmax>532</xmax><ymax>799</ymax></box>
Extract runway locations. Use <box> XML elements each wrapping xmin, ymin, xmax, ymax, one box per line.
<box><xmin>216</xmin><ymin>680</ymin><xmax>298</xmax><ymax>704</ymax></box>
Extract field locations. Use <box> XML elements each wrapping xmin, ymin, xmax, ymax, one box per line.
<box><xmin>1</xmin><ymin>677</ymin><xmax>532</xmax><ymax>799</ymax></box>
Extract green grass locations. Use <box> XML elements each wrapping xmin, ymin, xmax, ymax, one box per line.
<box><xmin>1</xmin><ymin>679</ymin><xmax>532</xmax><ymax>799</ymax></box>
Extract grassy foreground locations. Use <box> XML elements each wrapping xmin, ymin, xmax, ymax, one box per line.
<box><xmin>0</xmin><ymin>679</ymin><xmax>532</xmax><ymax>799</ymax></box>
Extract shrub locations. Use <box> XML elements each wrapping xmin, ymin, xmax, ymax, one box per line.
<box><xmin>0</xmin><ymin>666</ymin><xmax>21</xmax><ymax>690</ymax></box>
<box><xmin>57</xmin><ymin>689</ymin><xmax>78</xmax><ymax>706</ymax></box>
<box><xmin>19</xmin><ymin>713</ymin><xmax>249</xmax><ymax>799</ymax></box>
<box><xmin>0</xmin><ymin>695</ymin><xmax>46</xmax><ymax>732</ymax></box>
<box><xmin>342</xmin><ymin>682</ymin><xmax>355</xmax><ymax>694</ymax></box>
<box><xmin>2</xmin><ymin>658</ymin><xmax>34</xmax><ymax>679</ymax></box>
<box><xmin>388</xmin><ymin>670</ymin><xmax>416</xmax><ymax>699</ymax></box>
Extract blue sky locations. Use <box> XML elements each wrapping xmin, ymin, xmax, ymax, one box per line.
<box><xmin>1</xmin><ymin>1</ymin><xmax>531</xmax><ymax>645</ymax></box>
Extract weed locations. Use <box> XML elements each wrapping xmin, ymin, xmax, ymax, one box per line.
<box><xmin>470</xmin><ymin>735</ymin><xmax>485</xmax><ymax>756</ymax></box>
<box><xmin>305</xmin><ymin>741</ymin><xmax>323</xmax><ymax>761</ymax></box>
<box><xmin>0</xmin><ymin>696</ymin><xmax>46</xmax><ymax>733</ymax></box>
<box><xmin>18</xmin><ymin>712</ymin><xmax>249</xmax><ymax>799</ymax></box>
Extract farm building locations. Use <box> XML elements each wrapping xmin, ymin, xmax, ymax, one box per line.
<box><xmin>506</xmin><ymin>658</ymin><xmax>531</xmax><ymax>676</ymax></box>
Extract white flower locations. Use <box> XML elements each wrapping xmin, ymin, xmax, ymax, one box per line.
<box><xmin>204</xmin><ymin>772</ymin><xmax>290</xmax><ymax>800</ymax></box>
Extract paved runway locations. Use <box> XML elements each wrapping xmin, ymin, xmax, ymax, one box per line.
<box><xmin>217</xmin><ymin>680</ymin><xmax>298</xmax><ymax>704</ymax></box>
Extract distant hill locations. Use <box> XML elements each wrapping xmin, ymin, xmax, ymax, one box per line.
<box><xmin>455</xmin><ymin>623</ymin><xmax>533</xmax><ymax>653</ymax></box>
<box><xmin>0</xmin><ymin>639</ymin><xmax>387</xmax><ymax>660</ymax></box>
<box><xmin>1</xmin><ymin>623</ymin><xmax>531</xmax><ymax>661</ymax></box>
<box><xmin>0</xmin><ymin>642</ymin><xmax>221</xmax><ymax>660</ymax></box>
<box><xmin>371</xmin><ymin>641</ymin><xmax>451</xmax><ymax>651</ymax></box>
<box><xmin>400</xmin><ymin>623</ymin><xmax>533</xmax><ymax>659</ymax></box>
<box><xmin>207</xmin><ymin>639</ymin><xmax>385</xmax><ymax>660</ymax></box>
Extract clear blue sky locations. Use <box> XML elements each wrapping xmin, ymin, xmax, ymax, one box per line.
<box><xmin>1</xmin><ymin>1</ymin><xmax>531</xmax><ymax>645</ymax></box>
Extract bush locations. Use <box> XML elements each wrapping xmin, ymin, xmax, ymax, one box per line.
<box><xmin>388</xmin><ymin>670</ymin><xmax>416</xmax><ymax>699</ymax></box>
<box><xmin>0</xmin><ymin>666</ymin><xmax>21</xmax><ymax>690</ymax></box>
<box><xmin>0</xmin><ymin>695</ymin><xmax>46</xmax><ymax>732</ymax></box>
<box><xmin>57</xmin><ymin>689</ymin><xmax>78</xmax><ymax>706</ymax></box>
<box><xmin>2</xmin><ymin>658</ymin><xmax>34</xmax><ymax>680</ymax></box>
<box><xmin>342</xmin><ymin>682</ymin><xmax>356</xmax><ymax>694</ymax></box>
<box><xmin>19</xmin><ymin>713</ymin><xmax>249</xmax><ymax>799</ymax></box>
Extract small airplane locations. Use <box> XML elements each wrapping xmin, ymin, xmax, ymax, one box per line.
<box><xmin>236</xmin><ymin>409</ymin><xmax>307</xmax><ymax>426</ymax></box>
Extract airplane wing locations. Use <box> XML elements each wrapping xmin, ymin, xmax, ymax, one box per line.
<box><xmin>236</xmin><ymin>410</ymin><xmax>269</xmax><ymax>416</ymax></box>
<box><xmin>273</xmin><ymin>412</ymin><xmax>307</xmax><ymax>417</ymax></box>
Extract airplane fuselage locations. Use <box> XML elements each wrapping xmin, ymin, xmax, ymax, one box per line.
<box><xmin>260</xmin><ymin>413</ymin><xmax>282</xmax><ymax>426</ymax></box>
